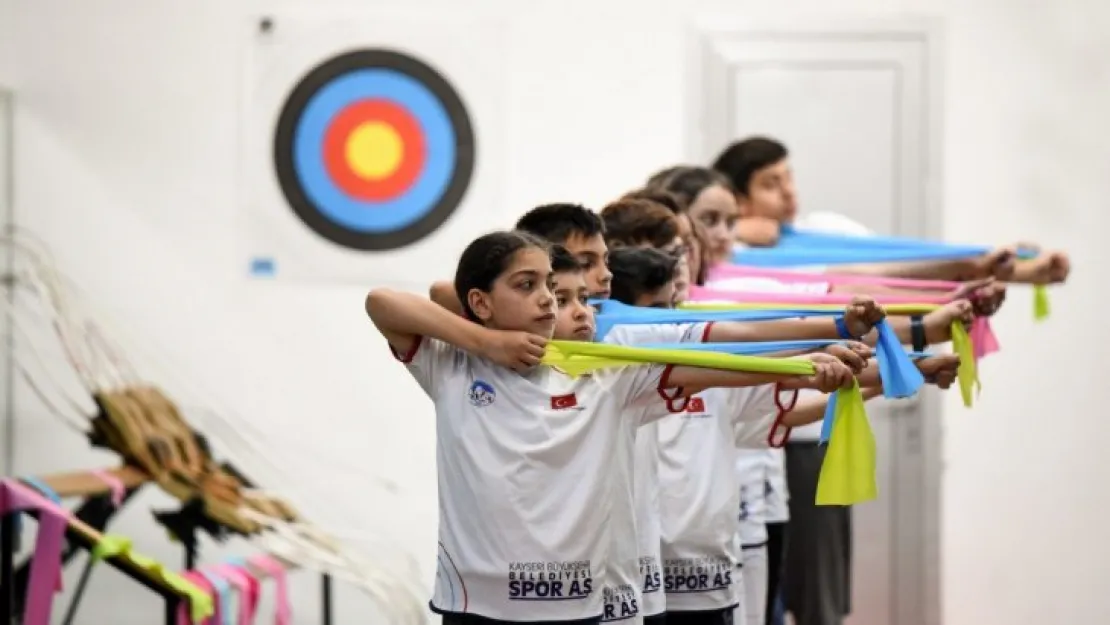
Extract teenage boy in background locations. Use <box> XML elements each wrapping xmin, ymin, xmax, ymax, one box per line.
<box><xmin>711</xmin><ymin>136</ymin><xmax>1070</xmax><ymax>625</ymax></box>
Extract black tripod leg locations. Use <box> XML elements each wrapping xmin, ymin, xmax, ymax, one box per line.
<box><xmin>59</xmin><ymin>553</ymin><xmax>97</xmax><ymax>625</ymax></box>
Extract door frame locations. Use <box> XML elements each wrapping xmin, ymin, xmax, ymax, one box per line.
<box><xmin>0</xmin><ymin>88</ymin><xmax>14</xmax><ymax>478</ymax></box>
<box><xmin>684</xmin><ymin>17</ymin><xmax>947</xmax><ymax>625</ymax></box>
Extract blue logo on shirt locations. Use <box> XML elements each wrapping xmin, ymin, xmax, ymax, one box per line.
<box><xmin>468</xmin><ymin>380</ymin><xmax>496</xmax><ymax>407</ymax></box>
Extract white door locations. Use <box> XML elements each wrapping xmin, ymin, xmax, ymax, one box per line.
<box><xmin>691</xmin><ymin>19</ymin><xmax>944</xmax><ymax>625</ymax></box>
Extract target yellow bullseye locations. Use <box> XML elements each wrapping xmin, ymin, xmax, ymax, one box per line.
<box><xmin>345</xmin><ymin>122</ymin><xmax>404</xmax><ymax>181</ymax></box>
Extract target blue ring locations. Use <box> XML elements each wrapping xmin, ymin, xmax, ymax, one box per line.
<box><xmin>292</xmin><ymin>69</ymin><xmax>456</xmax><ymax>233</ymax></box>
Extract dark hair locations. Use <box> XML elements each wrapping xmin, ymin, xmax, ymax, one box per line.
<box><xmin>677</xmin><ymin>213</ymin><xmax>710</xmax><ymax>286</ymax></box>
<box><xmin>454</xmin><ymin>230</ymin><xmax>550</xmax><ymax>322</ymax></box>
<box><xmin>608</xmin><ymin>247</ymin><xmax>677</xmax><ymax>306</ymax></box>
<box><xmin>550</xmin><ymin>244</ymin><xmax>583</xmax><ymax>274</ymax></box>
<box><xmin>645</xmin><ymin>165</ymin><xmax>690</xmax><ymax>189</ymax></box>
<box><xmin>654</xmin><ymin>166</ymin><xmax>736</xmax><ymax>208</ymax></box>
<box><xmin>514</xmin><ymin>203</ymin><xmax>604</xmax><ymax>245</ymax></box>
<box><xmin>711</xmin><ymin>137</ymin><xmax>789</xmax><ymax>195</ymax></box>
<box><xmin>600</xmin><ymin>199</ymin><xmax>679</xmax><ymax>249</ymax></box>
<box><xmin>621</xmin><ymin>187</ymin><xmax>686</xmax><ymax>214</ymax></box>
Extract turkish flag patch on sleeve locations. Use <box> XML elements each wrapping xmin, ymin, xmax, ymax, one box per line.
<box><xmin>551</xmin><ymin>393</ymin><xmax>578</xmax><ymax>410</ymax></box>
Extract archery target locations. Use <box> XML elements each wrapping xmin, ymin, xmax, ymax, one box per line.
<box><xmin>243</xmin><ymin>15</ymin><xmax>506</xmax><ymax>284</ymax></box>
<box><xmin>274</xmin><ymin>49</ymin><xmax>475</xmax><ymax>251</ymax></box>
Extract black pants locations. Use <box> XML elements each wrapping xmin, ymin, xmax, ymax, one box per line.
<box><xmin>645</xmin><ymin>615</ymin><xmax>667</xmax><ymax>625</ymax></box>
<box><xmin>784</xmin><ymin>442</ymin><xmax>852</xmax><ymax>625</ymax></box>
<box><xmin>441</xmin><ymin>614</ymin><xmax>600</xmax><ymax>625</ymax></box>
<box><xmin>664</xmin><ymin>607</ymin><xmax>734</xmax><ymax>625</ymax></box>
<box><xmin>764</xmin><ymin>521</ymin><xmax>787</xmax><ymax>625</ymax></box>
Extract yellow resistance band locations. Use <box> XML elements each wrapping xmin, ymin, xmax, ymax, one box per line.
<box><xmin>542</xmin><ymin>340</ymin><xmax>878</xmax><ymax>505</ymax></box>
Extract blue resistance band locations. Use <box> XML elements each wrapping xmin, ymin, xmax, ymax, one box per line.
<box><xmin>592</xmin><ymin>299</ymin><xmax>846</xmax><ymax>342</ymax></box>
<box><xmin>20</xmin><ymin>477</ymin><xmax>61</xmax><ymax>504</ymax></box>
<box><xmin>733</xmin><ymin>226</ymin><xmax>1038</xmax><ymax>267</ymax></box>
<box><xmin>777</xmin><ymin>224</ymin><xmax>1039</xmax><ymax>259</ymax></box>
<box><xmin>609</xmin><ymin>304</ymin><xmax>923</xmax><ymax>398</ymax></box>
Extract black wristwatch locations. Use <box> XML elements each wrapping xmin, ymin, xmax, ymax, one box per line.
<box><xmin>910</xmin><ymin>315</ymin><xmax>927</xmax><ymax>352</ymax></box>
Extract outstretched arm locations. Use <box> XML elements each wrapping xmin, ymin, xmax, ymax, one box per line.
<box><xmin>885</xmin><ymin>300</ymin><xmax>974</xmax><ymax>345</ymax></box>
<box><xmin>832</xmin><ymin>259</ymin><xmax>982</xmax><ymax>281</ymax></box>
<box><xmin>666</xmin><ymin>353</ymin><xmax>858</xmax><ymax>397</ymax></box>
<box><xmin>1008</xmin><ymin>251</ymin><xmax>1071</xmax><ymax>285</ymax></box>
<box><xmin>833</xmin><ymin>248</ymin><xmax>1016</xmax><ymax>282</ymax></box>
<box><xmin>705</xmin><ymin>297</ymin><xmax>886</xmax><ymax>344</ymax></box>
<box><xmin>777</xmin><ymin>352</ymin><xmax>959</xmax><ymax>426</ymax></box>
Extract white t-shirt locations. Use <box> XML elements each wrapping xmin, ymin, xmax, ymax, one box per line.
<box><xmin>604</xmin><ymin>323</ymin><xmax>710</xmax><ymax>619</ymax></box>
<box><xmin>736</xmin><ymin>449</ymin><xmax>769</xmax><ymax>547</ymax></box>
<box><xmin>656</xmin><ymin>384</ymin><xmax>777</xmax><ymax>612</ymax></box>
<box><xmin>394</xmin><ymin>336</ymin><xmax>669</xmax><ymax>622</ymax></box>
<box><xmin>730</xmin><ymin>399</ymin><xmax>793</xmax><ymax>526</ymax></box>
<box><xmin>763</xmin><ymin>449</ymin><xmax>790</xmax><ymax>524</ymax></box>
<box><xmin>698</xmin><ymin>264</ymin><xmax>810</xmax><ymax>518</ymax></box>
<box><xmin>794</xmin><ymin>211</ymin><xmax>873</xmax><ymax>237</ymax></box>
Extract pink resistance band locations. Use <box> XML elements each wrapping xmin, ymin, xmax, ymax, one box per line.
<box><xmin>88</xmin><ymin>470</ymin><xmax>126</xmax><ymax>507</ymax></box>
<box><xmin>0</xmin><ymin>480</ymin><xmax>68</xmax><ymax>625</ymax></box>
<box><xmin>207</xmin><ymin>563</ymin><xmax>260</xmax><ymax>625</ymax></box>
<box><xmin>695</xmin><ymin>273</ymin><xmax>1000</xmax><ymax>361</ymax></box>
<box><xmin>709</xmin><ymin>264</ymin><xmax>961</xmax><ymax>291</ymax></box>
<box><xmin>248</xmin><ymin>554</ymin><xmax>292</xmax><ymax>625</ymax></box>
<box><xmin>176</xmin><ymin>571</ymin><xmax>217</xmax><ymax>625</ymax></box>
<box><xmin>690</xmin><ymin>284</ymin><xmax>951</xmax><ymax>306</ymax></box>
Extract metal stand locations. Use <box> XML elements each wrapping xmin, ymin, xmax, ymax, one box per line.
<box><xmin>322</xmin><ymin>573</ymin><xmax>333</xmax><ymax>625</ymax></box>
<box><xmin>59</xmin><ymin>556</ymin><xmax>96</xmax><ymax>625</ymax></box>
<box><xmin>158</xmin><ymin>499</ymin><xmax>336</xmax><ymax>625</ymax></box>
<box><xmin>9</xmin><ymin>486</ymin><xmax>143</xmax><ymax>620</ymax></box>
<box><xmin>1</xmin><ymin>509</ymin><xmax>181</xmax><ymax>625</ymax></box>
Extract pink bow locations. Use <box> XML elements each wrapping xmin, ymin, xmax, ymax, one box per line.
<box><xmin>176</xmin><ymin>571</ymin><xmax>217</xmax><ymax>625</ymax></box>
<box><xmin>0</xmin><ymin>479</ymin><xmax>68</xmax><ymax>625</ymax></box>
<box><xmin>248</xmin><ymin>554</ymin><xmax>292</xmax><ymax>625</ymax></box>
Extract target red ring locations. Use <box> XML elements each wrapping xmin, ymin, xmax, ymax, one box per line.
<box><xmin>321</xmin><ymin>98</ymin><xmax>426</xmax><ymax>202</ymax></box>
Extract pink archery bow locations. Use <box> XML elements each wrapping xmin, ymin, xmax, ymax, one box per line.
<box><xmin>0</xmin><ymin>479</ymin><xmax>68</xmax><ymax>625</ymax></box>
<box><xmin>248</xmin><ymin>554</ymin><xmax>292</xmax><ymax>625</ymax></box>
<box><xmin>176</xmin><ymin>571</ymin><xmax>217</xmax><ymax>625</ymax></box>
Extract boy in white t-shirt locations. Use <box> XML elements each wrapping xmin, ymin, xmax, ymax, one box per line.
<box><xmin>710</xmin><ymin>136</ymin><xmax>1010</xmax><ymax>625</ymax></box>
<box><xmin>549</xmin><ymin>244</ymin><xmax>868</xmax><ymax>625</ymax></box>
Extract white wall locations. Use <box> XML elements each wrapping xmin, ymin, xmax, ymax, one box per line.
<box><xmin>4</xmin><ymin>0</ymin><xmax>1109</xmax><ymax>623</ymax></box>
